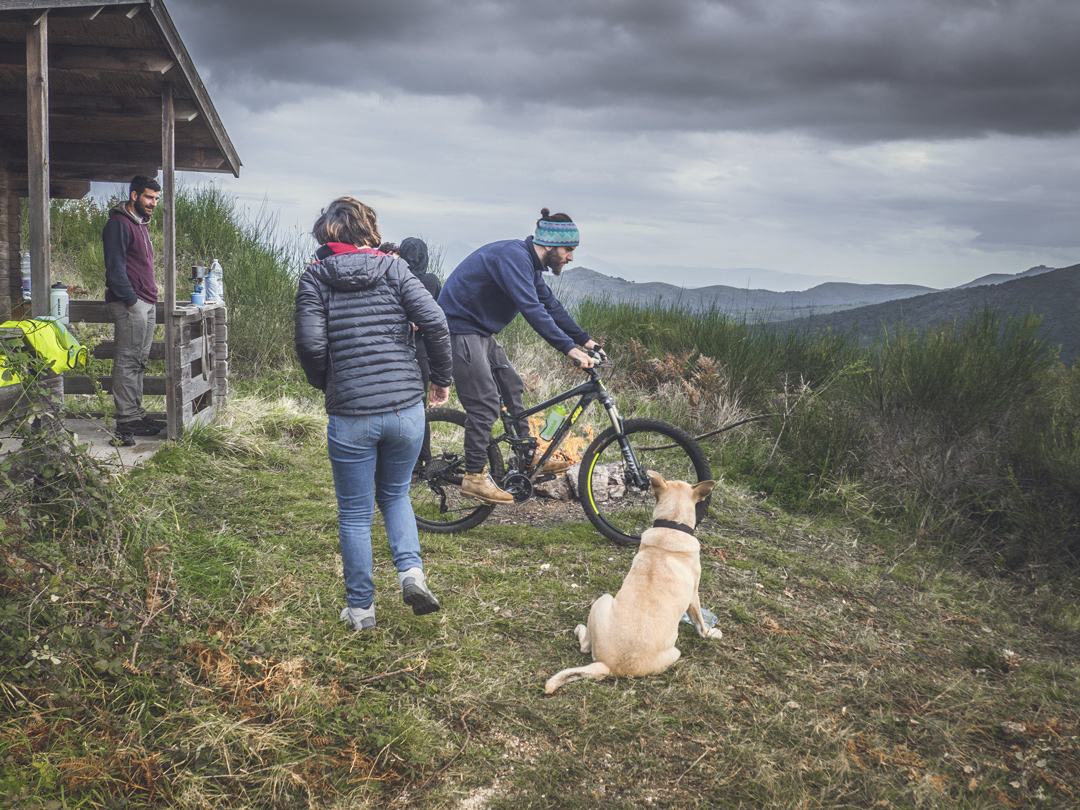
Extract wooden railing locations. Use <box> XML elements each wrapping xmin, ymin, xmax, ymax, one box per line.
<box><xmin>62</xmin><ymin>300</ymin><xmax>229</xmax><ymax>436</ymax></box>
<box><xmin>2</xmin><ymin>301</ymin><xmax>228</xmax><ymax>438</ymax></box>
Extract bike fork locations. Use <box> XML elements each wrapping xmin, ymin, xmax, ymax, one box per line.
<box><xmin>600</xmin><ymin>392</ymin><xmax>650</xmax><ymax>489</ymax></box>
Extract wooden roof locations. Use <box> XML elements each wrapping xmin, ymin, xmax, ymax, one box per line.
<box><xmin>0</xmin><ymin>0</ymin><xmax>241</xmax><ymax>198</ymax></box>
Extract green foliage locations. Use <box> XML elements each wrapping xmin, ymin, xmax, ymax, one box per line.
<box><xmin>39</xmin><ymin>197</ymin><xmax>111</xmax><ymax>290</ymax></box>
<box><xmin>193</xmin><ymin>196</ymin><xmax>307</xmax><ymax>374</ymax></box>
<box><xmin>862</xmin><ymin>309</ymin><xmax>1054</xmax><ymax>443</ymax></box>
<box><xmin>571</xmin><ymin>298</ymin><xmax>861</xmax><ymax>411</ymax></box>
<box><xmin>0</xmin><ymin>349</ymin><xmax>118</xmax><ymax>543</ymax></box>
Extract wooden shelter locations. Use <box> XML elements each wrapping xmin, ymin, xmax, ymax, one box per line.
<box><xmin>0</xmin><ymin>0</ymin><xmax>240</xmax><ymax>438</ymax></box>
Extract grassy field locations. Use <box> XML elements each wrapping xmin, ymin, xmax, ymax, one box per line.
<box><xmin>4</xmin><ymin>186</ymin><xmax>1079</xmax><ymax>808</ymax></box>
<box><xmin>2</xmin><ymin>393</ymin><xmax>1078</xmax><ymax>809</ymax></box>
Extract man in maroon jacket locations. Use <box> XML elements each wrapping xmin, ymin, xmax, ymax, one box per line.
<box><xmin>103</xmin><ymin>175</ymin><xmax>163</xmax><ymax>444</ymax></box>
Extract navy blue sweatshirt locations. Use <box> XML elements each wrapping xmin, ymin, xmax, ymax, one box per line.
<box><xmin>437</xmin><ymin>236</ymin><xmax>589</xmax><ymax>354</ymax></box>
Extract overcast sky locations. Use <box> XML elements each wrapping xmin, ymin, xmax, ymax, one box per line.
<box><xmin>166</xmin><ymin>0</ymin><xmax>1080</xmax><ymax>290</ymax></box>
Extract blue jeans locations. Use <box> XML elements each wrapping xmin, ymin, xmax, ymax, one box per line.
<box><xmin>327</xmin><ymin>402</ymin><xmax>426</xmax><ymax>608</ymax></box>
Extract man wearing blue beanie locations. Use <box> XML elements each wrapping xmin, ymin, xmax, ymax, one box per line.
<box><xmin>438</xmin><ymin>208</ymin><xmax>605</xmax><ymax>504</ymax></box>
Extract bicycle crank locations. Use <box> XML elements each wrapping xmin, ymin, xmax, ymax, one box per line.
<box><xmin>500</xmin><ymin>471</ymin><xmax>534</xmax><ymax>503</ymax></box>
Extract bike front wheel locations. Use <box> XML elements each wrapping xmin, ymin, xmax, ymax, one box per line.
<box><xmin>578</xmin><ymin>418</ymin><xmax>712</xmax><ymax>547</ymax></box>
<box><xmin>411</xmin><ymin>408</ymin><xmax>506</xmax><ymax>533</ymax></box>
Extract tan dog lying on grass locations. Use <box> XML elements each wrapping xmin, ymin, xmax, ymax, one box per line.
<box><xmin>545</xmin><ymin>471</ymin><xmax>720</xmax><ymax>694</ymax></box>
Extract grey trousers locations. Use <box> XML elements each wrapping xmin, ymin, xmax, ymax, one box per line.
<box><xmin>108</xmin><ymin>298</ymin><xmax>156</xmax><ymax>423</ymax></box>
<box><xmin>451</xmin><ymin>334</ymin><xmax>528</xmax><ymax>473</ymax></box>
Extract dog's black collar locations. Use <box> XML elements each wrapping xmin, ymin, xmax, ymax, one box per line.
<box><xmin>652</xmin><ymin>519</ymin><xmax>696</xmax><ymax>536</ymax></box>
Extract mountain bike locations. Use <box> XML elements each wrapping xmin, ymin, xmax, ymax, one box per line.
<box><xmin>410</xmin><ymin>350</ymin><xmax>713</xmax><ymax>547</ymax></box>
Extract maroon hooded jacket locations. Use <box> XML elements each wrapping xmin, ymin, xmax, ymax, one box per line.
<box><xmin>103</xmin><ymin>202</ymin><xmax>157</xmax><ymax>306</ymax></box>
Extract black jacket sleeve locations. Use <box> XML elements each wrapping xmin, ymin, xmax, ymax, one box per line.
<box><xmin>398</xmin><ymin>269</ymin><xmax>452</xmax><ymax>388</ymax></box>
<box><xmin>294</xmin><ymin>268</ymin><xmax>330</xmax><ymax>391</ymax></box>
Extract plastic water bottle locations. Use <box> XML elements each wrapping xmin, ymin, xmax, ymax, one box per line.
<box><xmin>21</xmin><ymin>252</ymin><xmax>31</xmax><ymax>300</ymax></box>
<box><xmin>204</xmin><ymin>257</ymin><xmax>224</xmax><ymax>303</ymax></box>
<box><xmin>681</xmin><ymin>607</ymin><xmax>719</xmax><ymax>628</ymax></box>
<box><xmin>539</xmin><ymin>403</ymin><xmax>568</xmax><ymax>440</ymax></box>
<box><xmin>49</xmin><ymin>282</ymin><xmax>70</xmax><ymax>324</ymax></box>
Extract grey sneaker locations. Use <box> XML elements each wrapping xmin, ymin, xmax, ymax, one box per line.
<box><xmin>398</xmin><ymin>567</ymin><xmax>440</xmax><ymax>615</ymax></box>
<box><xmin>340</xmin><ymin>605</ymin><xmax>376</xmax><ymax>631</ymax></box>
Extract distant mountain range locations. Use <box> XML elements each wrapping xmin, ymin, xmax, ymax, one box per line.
<box><xmin>550</xmin><ymin>267</ymin><xmax>935</xmax><ymax>322</ymax></box>
<box><xmin>953</xmin><ymin>264</ymin><xmax>1057</xmax><ymax>289</ymax></box>
<box><xmin>777</xmin><ymin>263</ymin><xmax>1080</xmax><ymax>363</ymax></box>
<box><xmin>548</xmin><ymin>262</ymin><xmax>1079</xmax><ymax>363</ymax></box>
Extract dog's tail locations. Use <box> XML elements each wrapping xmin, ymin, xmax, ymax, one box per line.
<box><xmin>544</xmin><ymin>661</ymin><xmax>612</xmax><ymax>694</ymax></box>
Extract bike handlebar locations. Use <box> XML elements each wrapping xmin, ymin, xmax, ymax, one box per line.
<box><xmin>572</xmin><ymin>345</ymin><xmax>609</xmax><ymax>369</ymax></box>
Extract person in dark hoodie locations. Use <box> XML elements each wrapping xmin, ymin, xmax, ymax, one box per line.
<box><xmin>102</xmin><ymin>175</ymin><xmax>164</xmax><ymax>445</ymax></box>
<box><xmin>396</xmin><ymin>237</ymin><xmax>442</xmax><ymax>467</ymax></box>
<box><xmin>295</xmin><ymin>198</ymin><xmax>452</xmax><ymax>632</ymax></box>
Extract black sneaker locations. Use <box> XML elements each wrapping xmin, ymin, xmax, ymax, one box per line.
<box><xmin>111</xmin><ymin>431</ymin><xmax>137</xmax><ymax>447</ymax></box>
<box><xmin>116</xmin><ymin>419</ymin><xmax>161</xmax><ymax>437</ymax></box>
<box><xmin>142</xmin><ymin>416</ymin><xmax>167</xmax><ymax>430</ymax></box>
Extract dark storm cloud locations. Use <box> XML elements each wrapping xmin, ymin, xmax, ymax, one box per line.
<box><xmin>171</xmin><ymin>0</ymin><xmax>1080</xmax><ymax>141</ymax></box>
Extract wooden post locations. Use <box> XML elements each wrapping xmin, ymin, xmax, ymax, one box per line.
<box><xmin>26</xmin><ymin>12</ymin><xmax>51</xmax><ymax>319</ymax></box>
<box><xmin>162</xmin><ymin>84</ymin><xmax>178</xmax><ymax>439</ymax></box>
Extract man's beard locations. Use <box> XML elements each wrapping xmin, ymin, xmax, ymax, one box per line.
<box><xmin>132</xmin><ymin>199</ymin><xmax>152</xmax><ymax>219</ymax></box>
<box><xmin>543</xmin><ymin>248</ymin><xmax>567</xmax><ymax>275</ymax></box>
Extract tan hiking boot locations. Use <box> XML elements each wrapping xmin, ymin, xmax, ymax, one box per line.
<box><xmin>461</xmin><ymin>470</ymin><xmax>514</xmax><ymax>504</ymax></box>
<box><xmin>533</xmin><ymin>458</ymin><xmax>572</xmax><ymax>474</ymax></box>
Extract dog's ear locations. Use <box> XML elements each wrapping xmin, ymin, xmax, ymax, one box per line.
<box><xmin>647</xmin><ymin>469</ymin><xmax>667</xmax><ymax>497</ymax></box>
<box><xmin>693</xmin><ymin>480</ymin><xmax>716</xmax><ymax>502</ymax></box>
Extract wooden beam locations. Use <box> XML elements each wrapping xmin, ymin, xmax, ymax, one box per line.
<box><xmin>147</xmin><ymin>2</ymin><xmax>241</xmax><ymax>178</ymax></box>
<box><xmin>64</xmin><ymin>375</ymin><xmax>167</xmax><ymax>397</ymax></box>
<box><xmin>0</xmin><ymin>43</ymin><xmax>174</xmax><ymax>74</ymax></box>
<box><xmin>42</xmin><ymin>94</ymin><xmax>200</xmax><ymax>121</ymax></box>
<box><xmin>26</xmin><ymin>141</ymin><xmax>227</xmax><ymax>171</ymax></box>
<box><xmin>26</xmin><ymin>11</ymin><xmax>51</xmax><ymax>319</ymax></box>
<box><xmin>0</xmin><ymin>95</ymin><xmax>201</xmax><ymax>124</ymax></box>
<box><xmin>10</xmin><ymin>170</ymin><xmax>154</xmax><ymax>193</ymax></box>
<box><xmin>53</xmin><ymin>45</ymin><xmax>173</xmax><ymax>74</ymax></box>
<box><xmin>162</xmin><ymin>82</ymin><xmax>178</xmax><ymax>440</ymax></box>
<box><xmin>8</xmin><ymin>172</ymin><xmax>91</xmax><ymax>199</ymax></box>
<box><xmin>0</xmin><ymin>1</ymin><xmax>145</xmax><ymax>11</ymax></box>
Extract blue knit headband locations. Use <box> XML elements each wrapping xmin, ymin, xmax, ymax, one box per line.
<box><xmin>534</xmin><ymin>219</ymin><xmax>580</xmax><ymax>247</ymax></box>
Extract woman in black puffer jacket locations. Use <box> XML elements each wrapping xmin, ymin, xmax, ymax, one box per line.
<box><xmin>295</xmin><ymin>197</ymin><xmax>451</xmax><ymax>632</ymax></box>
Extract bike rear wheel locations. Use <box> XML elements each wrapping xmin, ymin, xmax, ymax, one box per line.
<box><xmin>411</xmin><ymin>407</ymin><xmax>505</xmax><ymax>533</ymax></box>
<box><xmin>579</xmin><ymin>418</ymin><xmax>712</xmax><ymax>547</ymax></box>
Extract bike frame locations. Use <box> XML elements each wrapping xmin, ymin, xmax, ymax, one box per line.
<box><xmin>492</xmin><ymin>365</ymin><xmax>650</xmax><ymax>490</ymax></box>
